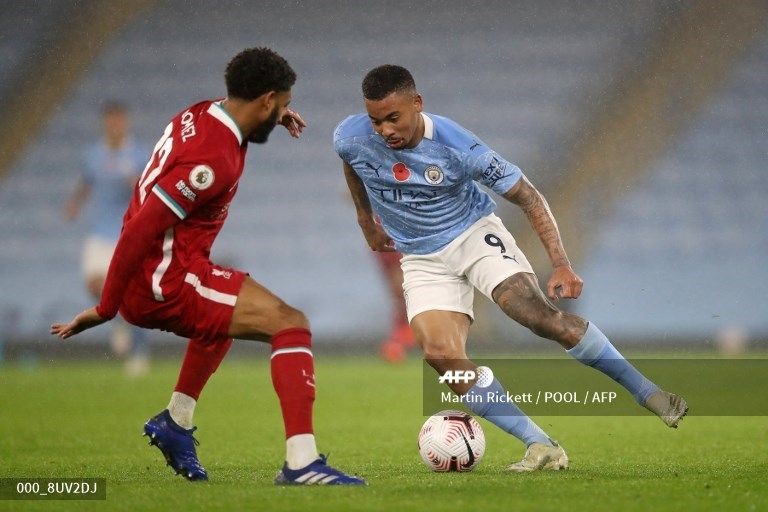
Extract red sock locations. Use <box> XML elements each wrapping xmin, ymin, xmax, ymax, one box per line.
<box><xmin>174</xmin><ymin>337</ymin><xmax>234</xmax><ymax>400</ymax></box>
<box><xmin>271</xmin><ymin>328</ymin><xmax>315</xmax><ymax>438</ymax></box>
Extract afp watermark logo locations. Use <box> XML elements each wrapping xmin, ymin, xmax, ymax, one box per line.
<box><xmin>438</xmin><ymin>366</ymin><xmax>494</xmax><ymax>388</ymax></box>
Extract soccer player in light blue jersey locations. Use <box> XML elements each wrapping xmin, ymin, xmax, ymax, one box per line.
<box><xmin>334</xmin><ymin>65</ymin><xmax>688</xmax><ymax>472</ymax></box>
<box><xmin>64</xmin><ymin>101</ymin><xmax>150</xmax><ymax>375</ymax></box>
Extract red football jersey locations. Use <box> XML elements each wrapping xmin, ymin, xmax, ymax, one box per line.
<box><xmin>124</xmin><ymin>99</ymin><xmax>247</xmax><ymax>303</ymax></box>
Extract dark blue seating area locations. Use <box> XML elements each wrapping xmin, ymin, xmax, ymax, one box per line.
<box><xmin>5</xmin><ymin>1</ymin><xmax>741</xmax><ymax>342</ymax></box>
<box><xmin>574</xmin><ymin>31</ymin><xmax>768</xmax><ymax>338</ymax></box>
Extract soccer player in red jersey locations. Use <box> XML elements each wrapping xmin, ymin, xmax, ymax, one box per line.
<box><xmin>51</xmin><ymin>48</ymin><xmax>364</xmax><ymax>486</ymax></box>
<box><xmin>373</xmin><ymin>250</ymin><xmax>416</xmax><ymax>363</ymax></box>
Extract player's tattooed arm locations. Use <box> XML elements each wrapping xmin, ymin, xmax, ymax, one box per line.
<box><xmin>503</xmin><ymin>176</ymin><xmax>568</xmax><ymax>267</ymax></box>
<box><xmin>503</xmin><ymin>176</ymin><xmax>583</xmax><ymax>299</ymax></box>
<box><xmin>342</xmin><ymin>161</ymin><xmax>395</xmax><ymax>252</ymax></box>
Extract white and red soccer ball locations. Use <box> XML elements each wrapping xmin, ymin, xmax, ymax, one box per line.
<box><xmin>418</xmin><ymin>410</ymin><xmax>485</xmax><ymax>472</ymax></box>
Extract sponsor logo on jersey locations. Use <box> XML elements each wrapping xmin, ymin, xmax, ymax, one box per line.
<box><xmin>392</xmin><ymin>162</ymin><xmax>411</xmax><ymax>182</ymax></box>
<box><xmin>482</xmin><ymin>157</ymin><xmax>508</xmax><ymax>188</ymax></box>
<box><xmin>423</xmin><ymin>165</ymin><xmax>444</xmax><ymax>185</ymax></box>
<box><xmin>211</xmin><ymin>268</ymin><xmax>233</xmax><ymax>279</ymax></box>
<box><xmin>175</xmin><ymin>180</ymin><xmax>197</xmax><ymax>201</ymax></box>
<box><xmin>189</xmin><ymin>165</ymin><xmax>215</xmax><ymax>190</ymax></box>
<box><xmin>181</xmin><ymin>110</ymin><xmax>197</xmax><ymax>142</ymax></box>
<box><xmin>364</xmin><ymin>162</ymin><xmax>382</xmax><ymax>177</ymax></box>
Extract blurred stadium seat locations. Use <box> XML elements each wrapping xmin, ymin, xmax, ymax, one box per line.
<box><xmin>0</xmin><ymin>1</ymin><xmax>79</xmax><ymax>98</ymax></box>
<box><xmin>3</xmin><ymin>0</ymin><xmax>763</xmax><ymax>345</ymax></box>
<box><xmin>575</xmin><ymin>29</ymin><xmax>768</xmax><ymax>338</ymax></box>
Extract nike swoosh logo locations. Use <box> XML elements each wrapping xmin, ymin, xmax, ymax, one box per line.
<box><xmin>460</xmin><ymin>431</ymin><xmax>475</xmax><ymax>468</ymax></box>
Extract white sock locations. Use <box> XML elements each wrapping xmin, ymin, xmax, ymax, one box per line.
<box><xmin>286</xmin><ymin>433</ymin><xmax>319</xmax><ymax>470</ymax></box>
<box><xmin>167</xmin><ymin>392</ymin><xmax>196</xmax><ymax>429</ymax></box>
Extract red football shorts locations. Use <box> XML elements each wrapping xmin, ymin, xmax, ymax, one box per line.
<box><xmin>120</xmin><ymin>259</ymin><xmax>247</xmax><ymax>341</ymax></box>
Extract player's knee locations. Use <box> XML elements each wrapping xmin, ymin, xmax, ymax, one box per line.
<box><xmin>423</xmin><ymin>347</ymin><xmax>466</xmax><ymax>374</ymax></box>
<box><xmin>528</xmin><ymin>311</ymin><xmax>584</xmax><ymax>346</ymax></box>
<box><xmin>274</xmin><ymin>302</ymin><xmax>310</xmax><ymax>330</ymax></box>
<box><xmin>562</xmin><ymin>313</ymin><xmax>588</xmax><ymax>345</ymax></box>
<box><xmin>527</xmin><ymin>309</ymin><xmax>563</xmax><ymax>339</ymax></box>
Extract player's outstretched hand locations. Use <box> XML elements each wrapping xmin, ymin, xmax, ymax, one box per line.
<box><xmin>280</xmin><ymin>108</ymin><xmax>306</xmax><ymax>138</ymax></box>
<box><xmin>547</xmin><ymin>265</ymin><xmax>583</xmax><ymax>300</ymax></box>
<box><xmin>50</xmin><ymin>307</ymin><xmax>107</xmax><ymax>340</ymax></box>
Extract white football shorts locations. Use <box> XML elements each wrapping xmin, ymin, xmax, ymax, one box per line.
<box><xmin>82</xmin><ymin>235</ymin><xmax>117</xmax><ymax>280</ymax></box>
<box><xmin>400</xmin><ymin>214</ymin><xmax>534</xmax><ymax>323</ymax></box>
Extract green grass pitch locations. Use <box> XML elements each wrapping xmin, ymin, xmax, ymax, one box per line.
<box><xmin>1</xmin><ymin>356</ymin><xmax>766</xmax><ymax>511</ymax></box>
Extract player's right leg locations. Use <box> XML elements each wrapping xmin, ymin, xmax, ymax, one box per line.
<box><xmin>143</xmin><ymin>336</ymin><xmax>233</xmax><ymax>481</ymax></box>
<box><xmin>227</xmin><ymin>277</ymin><xmax>365</xmax><ymax>485</ymax></box>
<box><xmin>402</xmin><ymin>240</ymin><xmax>568</xmax><ymax>472</ymax></box>
<box><xmin>411</xmin><ymin>310</ymin><xmax>567</xmax><ymax>472</ymax></box>
<box><xmin>453</xmin><ymin>215</ymin><xmax>687</xmax><ymax>428</ymax></box>
<box><xmin>490</xmin><ymin>272</ymin><xmax>688</xmax><ymax>428</ymax></box>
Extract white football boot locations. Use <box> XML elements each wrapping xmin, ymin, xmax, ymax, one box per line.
<box><xmin>507</xmin><ymin>440</ymin><xmax>569</xmax><ymax>472</ymax></box>
<box><xmin>643</xmin><ymin>390</ymin><xmax>688</xmax><ymax>428</ymax></box>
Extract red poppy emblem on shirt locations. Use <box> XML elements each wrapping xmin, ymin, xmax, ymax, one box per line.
<box><xmin>392</xmin><ymin>162</ymin><xmax>411</xmax><ymax>182</ymax></box>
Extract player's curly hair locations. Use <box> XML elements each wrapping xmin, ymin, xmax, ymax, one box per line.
<box><xmin>362</xmin><ymin>65</ymin><xmax>416</xmax><ymax>100</ymax></box>
<box><xmin>225</xmin><ymin>47</ymin><xmax>296</xmax><ymax>100</ymax></box>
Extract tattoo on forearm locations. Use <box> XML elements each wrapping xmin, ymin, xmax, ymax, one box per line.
<box><xmin>505</xmin><ymin>180</ymin><xmax>570</xmax><ymax>267</ymax></box>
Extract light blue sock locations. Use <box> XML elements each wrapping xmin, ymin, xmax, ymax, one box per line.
<box><xmin>567</xmin><ymin>322</ymin><xmax>658</xmax><ymax>404</ymax></box>
<box><xmin>464</xmin><ymin>377</ymin><xmax>551</xmax><ymax>447</ymax></box>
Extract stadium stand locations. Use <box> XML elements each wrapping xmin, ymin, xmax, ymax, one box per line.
<box><xmin>6</xmin><ymin>0</ymin><xmax>755</xmax><ymax>344</ymax></box>
<box><xmin>0</xmin><ymin>1</ymin><xmax>79</xmax><ymax>99</ymax></box>
<box><xmin>575</xmin><ymin>29</ymin><xmax>768</xmax><ymax>338</ymax></box>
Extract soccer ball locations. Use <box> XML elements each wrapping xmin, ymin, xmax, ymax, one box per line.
<box><xmin>418</xmin><ymin>410</ymin><xmax>485</xmax><ymax>472</ymax></box>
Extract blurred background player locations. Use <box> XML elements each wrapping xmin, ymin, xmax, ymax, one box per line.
<box><xmin>335</xmin><ymin>64</ymin><xmax>688</xmax><ymax>472</ymax></box>
<box><xmin>64</xmin><ymin>101</ymin><xmax>150</xmax><ymax>376</ymax></box>
<box><xmin>373</xmin><ymin>247</ymin><xmax>414</xmax><ymax>363</ymax></box>
<box><xmin>52</xmin><ymin>47</ymin><xmax>364</xmax><ymax>486</ymax></box>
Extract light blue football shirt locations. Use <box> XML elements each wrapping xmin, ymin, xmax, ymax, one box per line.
<box><xmin>82</xmin><ymin>138</ymin><xmax>146</xmax><ymax>240</ymax></box>
<box><xmin>334</xmin><ymin>112</ymin><xmax>523</xmax><ymax>255</ymax></box>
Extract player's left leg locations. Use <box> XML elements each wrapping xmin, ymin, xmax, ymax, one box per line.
<box><xmin>227</xmin><ymin>277</ymin><xmax>365</xmax><ymax>485</ymax></box>
<box><xmin>457</xmin><ymin>215</ymin><xmax>687</xmax><ymax>428</ymax></box>
<box><xmin>491</xmin><ymin>272</ymin><xmax>687</xmax><ymax>427</ymax></box>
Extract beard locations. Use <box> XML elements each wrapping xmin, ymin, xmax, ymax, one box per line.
<box><xmin>247</xmin><ymin>105</ymin><xmax>280</xmax><ymax>144</ymax></box>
